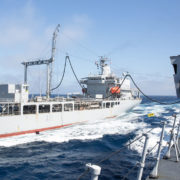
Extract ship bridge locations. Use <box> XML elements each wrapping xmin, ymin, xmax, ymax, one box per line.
<box><xmin>80</xmin><ymin>57</ymin><xmax>131</xmax><ymax>99</ymax></box>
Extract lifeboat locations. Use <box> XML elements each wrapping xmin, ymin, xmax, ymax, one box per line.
<box><xmin>110</xmin><ymin>86</ymin><xmax>120</xmax><ymax>94</ymax></box>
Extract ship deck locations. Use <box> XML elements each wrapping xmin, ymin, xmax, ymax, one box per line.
<box><xmin>146</xmin><ymin>140</ymin><xmax>180</xmax><ymax>180</ymax></box>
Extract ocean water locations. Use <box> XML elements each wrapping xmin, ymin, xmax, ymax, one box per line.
<box><xmin>0</xmin><ymin>96</ymin><xmax>179</xmax><ymax>180</ymax></box>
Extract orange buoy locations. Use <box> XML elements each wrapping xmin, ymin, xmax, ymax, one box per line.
<box><xmin>110</xmin><ymin>86</ymin><xmax>120</xmax><ymax>94</ymax></box>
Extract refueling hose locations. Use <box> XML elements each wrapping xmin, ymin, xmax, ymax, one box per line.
<box><xmin>52</xmin><ymin>55</ymin><xmax>180</xmax><ymax>105</ymax></box>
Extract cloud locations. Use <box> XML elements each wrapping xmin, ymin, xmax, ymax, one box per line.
<box><xmin>0</xmin><ymin>1</ymin><xmax>37</xmax><ymax>47</ymax></box>
<box><xmin>72</xmin><ymin>14</ymin><xmax>93</xmax><ymax>26</ymax></box>
<box><xmin>0</xmin><ymin>1</ymin><xmax>92</xmax><ymax>93</ymax></box>
<box><xmin>131</xmin><ymin>73</ymin><xmax>176</xmax><ymax>96</ymax></box>
<box><xmin>0</xmin><ymin>26</ymin><xmax>31</xmax><ymax>46</ymax></box>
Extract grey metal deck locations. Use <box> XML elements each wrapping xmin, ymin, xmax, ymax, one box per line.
<box><xmin>146</xmin><ymin>145</ymin><xmax>180</xmax><ymax>180</ymax></box>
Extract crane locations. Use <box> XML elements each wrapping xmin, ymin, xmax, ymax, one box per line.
<box><xmin>22</xmin><ymin>24</ymin><xmax>60</xmax><ymax>99</ymax></box>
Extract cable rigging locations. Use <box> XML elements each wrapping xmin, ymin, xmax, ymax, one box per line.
<box><xmin>127</xmin><ymin>74</ymin><xmax>180</xmax><ymax>105</ymax></box>
<box><xmin>51</xmin><ymin>56</ymin><xmax>67</xmax><ymax>91</ymax></box>
<box><xmin>52</xmin><ymin>55</ymin><xmax>180</xmax><ymax>105</ymax></box>
<box><xmin>61</xmin><ymin>30</ymin><xmax>99</xmax><ymax>57</ymax></box>
<box><xmin>51</xmin><ymin>55</ymin><xmax>84</xmax><ymax>92</ymax></box>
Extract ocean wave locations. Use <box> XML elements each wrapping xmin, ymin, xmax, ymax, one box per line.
<box><xmin>0</xmin><ymin>100</ymin><xmax>177</xmax><ymax>148</ymax></box>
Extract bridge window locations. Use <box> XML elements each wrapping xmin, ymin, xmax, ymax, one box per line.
<box><xmin>103</xmin><ymin>103</ymin><xmax>106</xmax><ymax>108</ymax></box>
<box><xmin>39</xmin><ymin>104</ymin><xmax>50</xmax><ymax>113</ymax></box>
<box><xmin>0</xmin><ymin>104</ymin><xmax>21</xmax><ymax>116</ymax></box>
<box><xmin>111</xmin><ymin>102</ymin><xmax>114</xmax><ymax>107</ymax></box>
<box><xmin>106</xmin><ymin>102</ymin><xmax>110</xmax><ymax>108</ymax></box>
<box><xmin>52</xmin><ymin>104</ymin><xmax>62</xmax><ymax>112</ymax></box>
<box><xmin>74</xmin><ymin>104</ymin><xmax>80</xmax><ymax>111</ymax></box>
<box><xmin>173</xmin><ymin>64</ymin><xmax>177</xmax><ymax>74</ymax></box>
<box><xmin>23</xmin><ymin>105</ymin><xmax>36</xmax><ymax>114</ymax></box>
<box><xmin>64</xmin><ymin>103</ymin><xmax>73</xmax><ymax>111</ymax></box>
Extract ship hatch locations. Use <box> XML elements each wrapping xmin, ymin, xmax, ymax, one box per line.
<box><xmin>173</xmin><ymin>64</ymin><xmax>177</xmax><ymax>74</ymax></box>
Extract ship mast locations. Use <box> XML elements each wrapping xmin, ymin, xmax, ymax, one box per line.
<box><xmin>99</xmin><ymin>56</ymin><xmax>110</xmax><ymax>75</ymax></box>
<box><xmin>22</xmin><ymin>24</ymin><xmax>60</xmax><ymax>99</ymax></box>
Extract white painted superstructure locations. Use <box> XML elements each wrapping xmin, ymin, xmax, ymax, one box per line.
<box><xmin>0</xmin><ymin>57</ymin><xmax>141</xmax><ymax>138</ymax></box>
<box><xmin>0</xmin><ymin>98</ymin><xmax>140</xmax><ymax>138</ymax></box>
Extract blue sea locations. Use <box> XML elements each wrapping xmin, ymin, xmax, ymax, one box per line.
<box><xmin>0</xmin><ymin>96</ymin><xmax>179</xmax><ymax>180</ymax></box>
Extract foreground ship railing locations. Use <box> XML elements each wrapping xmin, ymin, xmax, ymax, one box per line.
<box><xmin>78</xmin><ymin>114</ymin><xmax>180</xmax><ymax>180</ymax></box>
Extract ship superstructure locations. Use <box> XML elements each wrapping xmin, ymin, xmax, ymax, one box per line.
<box><xmin>81</xmin><ymin>57</ymin><xmax>132</xmax><ymax>99</ymax></box>
<box><xmin>170</xmin><ymin>55</ymin><xmax>180</xmax><ymax>98</ymax></box>
<box><xmin>0</xmin><ymin>25</ymin><xmax>141</xmax><ymax>138</ymax></box>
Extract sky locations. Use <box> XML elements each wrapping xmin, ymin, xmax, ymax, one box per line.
<box><xmin>0</xmin><ymin>0</ymin><xmax>180</xmax><ymax>95</ymax></box>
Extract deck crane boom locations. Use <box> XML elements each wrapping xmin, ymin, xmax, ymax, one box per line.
<box><xmin>22</xmin><ymin>24</ymin><xmax>60</xmax><ymax>99</ymax></box>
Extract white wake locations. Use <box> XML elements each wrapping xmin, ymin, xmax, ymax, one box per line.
<box><xmin>0</xmin><ymin>103</ymin><xmax>179</xmax><ymax>151</ymax></box>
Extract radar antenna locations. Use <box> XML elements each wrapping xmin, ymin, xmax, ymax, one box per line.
<box><xmin>99</xmin><ymin>56</ymin><xmax>110</xmax><ymax>75</ymax></box>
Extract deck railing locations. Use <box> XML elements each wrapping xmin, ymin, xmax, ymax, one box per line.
<box><xmin>77</xmin><ymin>114</ymin><xmax>180</xmax><ymax>180</ymax></box>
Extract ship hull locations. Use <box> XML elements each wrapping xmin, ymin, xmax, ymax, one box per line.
<box><xmin>0</xmin><ymin>99</ymin><xmax>141</xmax><ymax>138</ymax></box>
